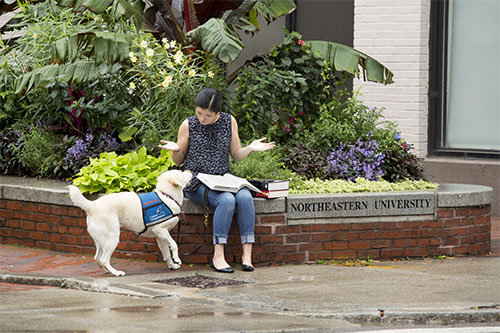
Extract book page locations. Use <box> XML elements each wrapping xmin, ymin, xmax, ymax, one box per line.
<box><xmin>197</xmin><ymin>173</ymin><xmax>262</xmax><ymax>193</ymax></box>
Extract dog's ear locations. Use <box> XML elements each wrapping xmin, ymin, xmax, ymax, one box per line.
<box><xmin>168</xmin><ymin>171</ymin><xmax>191</xmax><ymax>188</ymax></box>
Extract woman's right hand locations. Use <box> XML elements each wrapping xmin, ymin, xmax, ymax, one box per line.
<box><xmin>158</xmin><ymin>140</ymin><xmax>181</xmax><ymax>152</ymax></box>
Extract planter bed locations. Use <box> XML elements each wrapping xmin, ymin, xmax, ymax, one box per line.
<box><xmin>0</xmin><ymin>176</ymin><xmax>493</xmax><ymax>265</ymax></box>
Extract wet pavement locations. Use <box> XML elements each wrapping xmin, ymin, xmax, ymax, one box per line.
<box><xmin>0</xmin><ymin>217</ymin><xmax>499</xmax><ymax>332</ymax></box>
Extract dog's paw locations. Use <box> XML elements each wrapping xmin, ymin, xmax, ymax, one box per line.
<box><xmin>173</xmin><ymin>257</ymin><xmax>182</xmax><ymax>265</ymax></box>
<box><xmin>112</xmin><ymin>270</ymin><xmax>126</xmax><ymax>277</ymax></box>
<box><xmin>169</xmin><ymin>263</ymin><xmax>181</xmax><ymax>270</ymax></box>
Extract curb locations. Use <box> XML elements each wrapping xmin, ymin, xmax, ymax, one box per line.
<box><xmin>304</xmin><ymin>310</ymin><xmax>500</xmax><ymax>326</ymax></box>
<box><xmin>2</xmin><ymin>273</ymin><xmax>499</xmax><ymax>326</ymax></box>
<box><xmin>0</xmin><ymin>274</ymin><xmax>158</xmax><ymax>298</ymax></box>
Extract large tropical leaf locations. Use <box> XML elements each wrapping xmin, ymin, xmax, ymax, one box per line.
<box><xmin>51</xmin><ymin>30</ymin><xmax>131</xmax><ymax>65</ymax></box>
<box><xmin>14</xmin><ymin>61</ymin><xmax>121</xmax><ymax>94</ymax></box>
<box><xmin>306</xmin><ymin>40</ymin><xmax>394</xmax><ymax>84</ymax></box>
<box><xmin>186</xmin><ymin>18</ymin><xmax>244</xmax><ymax>63</ymax></box>
<box><xmin>223</xmin><ymin>0</ymin><xmax>258</xmax><ymax>25</ymax></box>
<box><xmin>253</xmin><ymin>0</ymin><xmax>295</xmax><ymax>24</ymax></box>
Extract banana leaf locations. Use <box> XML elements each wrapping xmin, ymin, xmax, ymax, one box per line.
<box><xmin>253</xmin><ymin>0</ymin><xmax>296</xmax><ymax>24</ymax></box>
<box><xmin>14</xmin><ymin>61</ymin><xmax>120</xmax><ymax>94</ymax></box>
<box><xmin>186</xmin><ymin>18</ymin><xmax>244</xmax><ymax>63</ymax></box>
<box><xmin>306</xmin><ymin>40</ymin><xmax>394</xmax><ymax>84</ymax></box>
<box><xmin>51</xmin><ymin>31</ymin><xmax>131</xmax><ymax>65</ymax></box>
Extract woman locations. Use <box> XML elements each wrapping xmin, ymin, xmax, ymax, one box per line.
<box><xmin>159</xmin><ymin>88</ymin><xmax>274</xmax><ymax>273</ymax></box>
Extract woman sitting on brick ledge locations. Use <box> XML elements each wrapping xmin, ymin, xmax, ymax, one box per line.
<box><xmin>159</xmin><ymin>88</ymin><xmax>275</xmax><ymax>273</ymax></box>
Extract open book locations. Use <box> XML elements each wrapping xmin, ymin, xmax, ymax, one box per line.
<box><xmin>196</xmin><ymin>173</ymin><xmax>262</xmax><ymax>194</ymax></box>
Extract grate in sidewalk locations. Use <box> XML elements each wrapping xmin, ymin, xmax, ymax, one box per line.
<box><xmin>154</xmin><ymin>275</ymin><xmax>247</xmax><ymax>289</ymax></box>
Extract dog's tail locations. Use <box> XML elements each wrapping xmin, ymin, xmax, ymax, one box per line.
<box><xmin>67</xmin><ymin>185</ymin><xmax>92</xmax><ymax>212</ymax></box>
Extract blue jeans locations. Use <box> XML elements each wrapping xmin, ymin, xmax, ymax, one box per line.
<box><xmin>185</xmin><ymin>184</ymin><xmax>255</xmax><ymax>245</ymax></box>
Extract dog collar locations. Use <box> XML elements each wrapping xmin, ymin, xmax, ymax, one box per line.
<box><xmin>159</xmin><ymin>191</ymin><xmax>182</xmax><ymax>208</ymax></box>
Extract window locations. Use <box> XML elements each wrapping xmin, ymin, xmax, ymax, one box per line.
<box><xmin>429</xmin><ymin>0</ymin><xmax>499</xmax><ymax>157</ymax></box>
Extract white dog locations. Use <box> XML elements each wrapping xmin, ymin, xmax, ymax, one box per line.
<box><xmin>68</xmin><ymin>170</ymin><xmax>192</xmax><ymax>276</ymax></box>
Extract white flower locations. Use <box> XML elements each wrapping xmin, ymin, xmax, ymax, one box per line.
<box><xmin>146</xmin><ymin>48</ymin><xmax>155</xmax><ymax>57</ymax></box>
<box><xmin>189</xmin><ymin>69</ymin><xmax>196</xmax><ymax>77</ymax></box>
<box><xmin>207</xmin><ymin>71</ymin><xmax>214</xmax><ymax>78</ymax></box>
<box><xmin>32</xmin><ymin>33</ymin><xmax>38</xmax><ymax>39</ymax></box>
<box><xmin>129</xmin><ymin>82</ymin><xmax>136</xmax><ymax>90</ymax></box>
<box><xmin>170</xmin><ymin>40</ymin><xmax>177</xmax><ymax>48</ymax></box>
<box><xmin>174</xmin><ymin>50</ymin><xmax>183</xmax><ymax>64</ymax></box>
<box><xmin>162</xmin><ymin>76</ymin><xmax>173</xmax><ymax>88</ymax></box>
<box><xmin>130</xmin><ymin>55</ymin><xmax>137</xmax><ymax>63</ymax></box>
<box><xmin>146</xmin><ymin>59</ymin><xmax>153</xmax><ymax>67</ymax></box>
<box><xmin>162</xmin><ymin>38</ymin><xmax>170</xmax><ymax>49</ymax></box>
<box><xmin>129</xmin><ymin>51</ymin><xmax>135</xmax><ymax>58</ymax></box>
<box><xmin>167</xmin><ymin>61</ymin><xmax>174</xmax><ymax>69</ymax></box>
<box><xmin>140</xmin><ymin>40</ymin><xmax>148</xmax><ymax>49</ymax></box>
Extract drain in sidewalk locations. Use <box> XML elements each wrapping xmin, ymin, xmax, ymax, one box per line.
<box><xmin>154</xmin><ymin>275</ymin><xmax>247</xmax><ymax>289</ymax></box>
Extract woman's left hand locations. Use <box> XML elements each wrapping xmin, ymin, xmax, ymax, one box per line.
<box><xmin>248</xmin><ymin>137</ymin><xmax>275</xmax><ymax>152</ymax></box>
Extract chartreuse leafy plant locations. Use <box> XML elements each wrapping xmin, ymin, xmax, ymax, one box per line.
<box><xmin>290</xmin><ymin>177</ymin><xmax>438</xmax><ymax>194</ymax></box>
<box><xmin>71</xmin><ymin>147</ymin><xmax>175</xmax><ymax>194</ymax></box>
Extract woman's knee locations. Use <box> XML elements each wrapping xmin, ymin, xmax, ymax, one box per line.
<box><xmin>216</xmin><ymin>192</ymin><xmax>236</xmax><ymax>208</ymax></box>
<box><xmin>236</xmin><ymin>188</ymin><xmax>253</xmax><ymax>200</ymax></box>
<box><xmin>236</xmin><ymin>189</ymin><xmax>254</xmax><ymax>207</ymax></box>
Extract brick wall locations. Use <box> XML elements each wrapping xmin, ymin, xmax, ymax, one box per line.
<box><xmin>353</xmin><ymin>0</ymin><xmax>430</xmax><ymax>157</ymax></box>
<box><xmin>1</xmin><ymin>199</ymin><xmax>491</xmax><ymax>265</ymax></box>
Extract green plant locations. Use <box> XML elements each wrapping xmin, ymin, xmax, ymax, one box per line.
<box><xmin>382</xmin><ymin>139</ymin><xmax>427</xmax><ymax>182</ymax></box>
<box><xmin>230</xmin><ymin>148</ymin><xmax>295</xmax><ymax>181</ymax></box>
<box><xmin>290</xmin><ymin>177</ymin><xmax>438</xmax><ymax>194</ymax></box>
<box><xmin>13</xmin><ymin>126</ymin><xmax>65</xmax><ymax>177</ymax></box>
<box><xmin>120</xmin><ymin>35</ymin><xmax>227</xmax><ymax>146</ymax></box>
<box><xmin>0</xmin><ymin>127</ymin><xmax>27</xmax><ymax>176</ymax></box>
<box><xmin>0</xmin><ymin>2</ymin><xmax>136</xmax><ymax>136</ymax></box>
<box><xmin>233</xmin><ymin>30</ymin><xmax>342</xmax><ymax>144</ymax></box>
<box><xmin>281</xmin><ymin>143</ymin><xmax>329</xmax><ymax>180</ymax></box>
<box><xmin>71</xmin><ymin>147</ymin><xmax>176</xmax><ymax>194</ymax></box>
<box><xmin>301</xmin><ymin>94</ymin><xmax>398</xmax><ymax>151</ymax></box>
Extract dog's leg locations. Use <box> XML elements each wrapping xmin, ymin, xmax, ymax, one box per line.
<box><xmin>98</xmin><ymin>235</ymin><xmax>125</xmax><ymax>276</ymax></box>
<box><xmin>88</xmin><ymin>217</ymin><xmax>125</xmax><ymax>277</ymax></box>
<box><xmin>152</xmin><ymin>228</ymin><xmax>181</xmax><ymax>270</ymax></box>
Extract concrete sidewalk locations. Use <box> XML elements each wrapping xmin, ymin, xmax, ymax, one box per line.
<box><xmin>0</xmin><ymin>217</ymin><xmax>499</xmax><ymax>331</ymax></box>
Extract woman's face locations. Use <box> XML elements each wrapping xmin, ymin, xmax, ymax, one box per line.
<box><xmin>195</xmin><ymin>106</ymin><xmax>219</xmax><ymax>125</ymax></box>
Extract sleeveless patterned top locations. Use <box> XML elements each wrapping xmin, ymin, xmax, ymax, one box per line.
<box><xmin>182</xmin><ymin>112</ymin><xmax>232</xmax><ymax>192</ymax></box>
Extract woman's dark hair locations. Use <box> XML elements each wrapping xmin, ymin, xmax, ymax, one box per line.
<box><xmin>195</xmin><ymin>88</ymin><xmax>222</xmax><ymax>113</ymax></box>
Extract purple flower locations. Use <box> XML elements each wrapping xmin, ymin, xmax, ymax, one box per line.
<box><xmin>327</xmin><ymin>139</ymin><xmax>385</xmax><ymax>181</ymax></box>
<box><xmin>394</xmin><ymin>132</ymin><xmax>401</xmax><ymax>141</ymax></box>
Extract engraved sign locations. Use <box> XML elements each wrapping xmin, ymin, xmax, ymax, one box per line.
<box><xmin>287</xmin><ymin>192</ymin><xmax>435</xmax><ymax>219</ymax></box>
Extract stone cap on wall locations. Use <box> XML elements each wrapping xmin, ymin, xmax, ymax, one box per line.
<box><xmin>0</xmin><ymin>176</ymin><xmax>492</xmax><ymax>216</ymax></box>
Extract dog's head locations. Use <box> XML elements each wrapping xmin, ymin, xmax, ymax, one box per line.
<box><xmin>156</xmin><ymin>169</ymin><xmax>192</xmax><ymax>193</ymax></box>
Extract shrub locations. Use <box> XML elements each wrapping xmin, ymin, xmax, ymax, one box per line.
<box><xmin>382</xmin><ymin>138</ymin><xmax>427</xmax><ymax>182</ymax></box>
<box><xmin>13</xmin><ymin>126</ymin><xmax>65</xmax><ymax>177</ymax></box>
<box><xmin>233</xmin><ymin>30</ymin><xmax>343</xmax><ymax>145</ymax></box>
<box><xmin>230</xmin><ymin>148</ymin><xmax>295</xmax><ymax>181</ymax></box>
<box><xmin>281</xmin><ymin>143</ymin><xmax>329</xmax><ymax>180</ymax></box>
<box><xmin>121</xmin><ymin>36</ymin><xmax>228</xmax><ymax>147</ymax></box>
<box><xmin>0</xmin><ymin>2</ymin><xmax>135</xmax><ymax>136</ymax></box>
<box><xmin>0</xmin><ymin>128</ymin><xmax>26</xmax><ymax>176</ymax></box>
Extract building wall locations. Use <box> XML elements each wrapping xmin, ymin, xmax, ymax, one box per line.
<box><xmin>352</xmin><ymin>0</ymin><xmax>431</xmax><ymax>158</ymax></box>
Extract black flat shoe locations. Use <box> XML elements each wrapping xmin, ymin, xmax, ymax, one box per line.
<box><xmin>241</xmin><ymin>263</ymin><xmax>254</xmax><ymax>272</ymax></box>
<box><xmin>210</xmin><ymin>260</ymin><xmax>234</xmax><ymax>273</ymax></box>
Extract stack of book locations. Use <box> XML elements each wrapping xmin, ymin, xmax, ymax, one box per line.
<box><xmin>249</xmin><ymin>179</ymin><xmax>290</xmax><ymax>199</ymax></box>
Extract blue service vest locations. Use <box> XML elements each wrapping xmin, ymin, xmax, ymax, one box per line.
<box><xmin>138</xmin><ymin>191</ymin><xmax>179</xmax><ymax>235</ymax></box>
